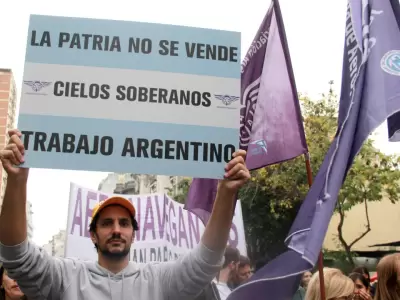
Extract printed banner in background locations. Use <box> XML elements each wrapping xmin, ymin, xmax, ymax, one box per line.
<box><xmin>18</xmin><ymin>15</ymin><xmax>241</xmax><ymax>179</ymax></box>
<box><xmin>65</xmin><ymin>183</ymin><xmax>247</xmax><ymax>262</ymax></box>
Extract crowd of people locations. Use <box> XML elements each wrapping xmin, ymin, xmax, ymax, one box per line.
<box><xmin>0</xmin><ymin>130</ymin><xmax>399</xmax><ymax>300</ymax></box>
<box><xmin>289</xmin><ymin>253</ymin><xmax>400</xmax><ymax>300</ymax></box>
<box><xmin>193</xmin><ymin>246</ymin><xmax>400</xmax><ymax>300</ymax></box>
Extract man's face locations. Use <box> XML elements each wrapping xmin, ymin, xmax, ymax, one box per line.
<box><xmin>90</xmin><ymin>205</ymin><xmax>135</xmax><ymax>260</ymax></box>
<box><xmin>237</xmin><ymin>264</ymin><xmax>252</xmax><ymax>284</ymax></box>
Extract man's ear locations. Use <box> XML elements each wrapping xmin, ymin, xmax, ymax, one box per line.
<box><xmin>90</xmin><ymin>230</ymin><xmax>97</xmax><ymax>244</ymax></box>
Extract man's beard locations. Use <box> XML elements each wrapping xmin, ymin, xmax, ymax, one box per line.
<box><xmin>98</xmin><ymin>233</ymin><xmax>131</xmax><ymax>261</ymax></box>
<box><xmin>228</xmin><ymin>269</ymin><xmax>239</xmax><ymax>287</ymax></box>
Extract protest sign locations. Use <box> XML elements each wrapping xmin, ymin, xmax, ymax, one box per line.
<box><xmin>65</xmin><ymin>183</ymin><xmax>247</xmax><ymax>262</ymax></box>
<box><xmin>18</xmin><ymin>15</ymin><xmax>241</xmax><ymax>179</ymax></box>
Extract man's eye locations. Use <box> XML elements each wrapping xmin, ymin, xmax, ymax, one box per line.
<box><xmin>101</xmin><ymin>220</ymin><xmax>113</xmax><ymax>226</ymax></box>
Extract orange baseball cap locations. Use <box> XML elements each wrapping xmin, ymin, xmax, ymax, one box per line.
<box><xmin>90</xmin><ymin>196</ymin><xmax>136</xmax><ymax>226</ymax></box>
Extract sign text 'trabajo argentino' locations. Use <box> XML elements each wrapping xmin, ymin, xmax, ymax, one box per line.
<box><xmin>31</xmin><ymin>31</ymin><xmax>239</xmax><ymax>62</ymax></box>
<box><xmin>21</xmin><ymin>131</ymin><xmax>235</xmax><ymax>163</ymax></box>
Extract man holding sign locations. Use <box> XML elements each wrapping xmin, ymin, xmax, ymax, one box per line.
<box><xmin>0</xmin><ymin>129</ymin><xmax>250</xmax><ymax>300</ymax></box>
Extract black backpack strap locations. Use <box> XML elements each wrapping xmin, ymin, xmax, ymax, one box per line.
<box><xmin>211</xmin><ymin>282</ymin><xmax>221</xmax><ymax>300</ymax></box>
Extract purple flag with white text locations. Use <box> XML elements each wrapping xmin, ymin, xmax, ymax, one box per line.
<box><xmin>228</xmin><ymin>1</ymin><xmax>400</xmax><ymax>300</ymax></box>
<box><xmin>387</xmin><ymin>0</ymin><xmax>400</xmax><ymax>142</ymax></box>
<box><xmin>185</xmin><ymin>0</ymin><xmax>308</xmax><ymax>224</ymax></box>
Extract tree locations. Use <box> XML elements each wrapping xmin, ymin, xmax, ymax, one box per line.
<box><xmin>240</xmin><ymin>82</ymin><xmax>400</xmax><ymax>265</ymax></box>
<box><xmin>167</xmin><ymin>177</ymin><xmax>191</xmax><ymax>204</ymax></box>
<box><xmin>337</xmin><ymin>138</ymin><xmax>400</xmax><ymax>266</ymax></box>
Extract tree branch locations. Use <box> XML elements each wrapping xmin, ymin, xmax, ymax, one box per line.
<box><xmin>348</xmin><ymin>196</ymin><xmax>371</xmax><ymax>248</ymax></box>
<box><xmin>336</xmin><ymin>197</ymin><xmax>355</xmax><ymax>266</ymax></box>
<box><xmin>336</xmin><ymin>199</ymin><xmax>348</xmax><ymax>249</ymax></box>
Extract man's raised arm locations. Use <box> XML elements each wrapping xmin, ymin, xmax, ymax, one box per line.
<box><xmin>0</xmin><ymin>129</ymin><xmax>29</xmax><ymax>245</ymax></box>
<box><xmin>201</xmin><ymin>150</ymin><xmax>250</xmax><ymax>252</ymax></box>
<box><xmin>0</xmin><ymin>129</ymin><xmax>73</xmax><ymax>300</ymax></box>
<box><xmin>159</xmin><ymin>150</ymin><xmax>250</xmax><ymax>299</ymax></box>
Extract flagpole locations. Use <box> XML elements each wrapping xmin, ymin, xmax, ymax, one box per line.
<box><xmin>304</xmin><ymin>153</ymin><xmax>326</xmax><ymax>300</ymax></box>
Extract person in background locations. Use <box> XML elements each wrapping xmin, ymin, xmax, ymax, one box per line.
<box><xmin>0</xmin><ymin>129</ymin><xmax>251</xmax><ymax>300</ymax></box>
<box><xmin>374</xmin><ymin>253</ymin><xmax>400</xmax><ymax>300</ymax></box>
<box><xmin>293</xmin><ymin>271</ymin><xmax>312</xmax><ymax>300</ymax></box>
<box><xmin>214</xmin><ymin>246</ymin><xmax>240</xmax><ymax>300</ymax></box>
<box><xmin>352</xmin><ymin>266</ymin><xmax>371</xmax><ymax>285</ymax></box>
<box><xmin>349</xmin><ymin>272</ymin><xmax>372</xmax><ymax>300</ymax></box>
<box><xmin>305</xmin><ymin>268</ymin><xmax>354</xmax><ymax>300</ymax></box>
<box><xmin>236</xmin><ymin>255</ymin><xmax>252</xmax><ymax>285</ymax></box>
<box><xmin>229</xmin><ymin>255</ymin><xmax>252</xmax><ymax>289</ymax></box>
<box><xmin>352</xmin><ymin>266</ymin><xmax>372</xmax><ymax>297</ymax></box>
<box><xmin>0</xmin><ymin>267</ymin><xmax>27</xmax><ymax>300</ymax></box>
<box><xmin>301</xmin><ymin>271</ymin><xmax>312</xmax><ymax>290</ymax></box>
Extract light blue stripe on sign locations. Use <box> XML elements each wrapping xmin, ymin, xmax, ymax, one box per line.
<box><xmin>18</xmin><ymin>114</ymin><xmax>239</xmax><ymax>179</ymax></box>
<box><xmin>25</xmin><ymin>15</ymin><xmax>241</xmax><ymax>79</ymax></box>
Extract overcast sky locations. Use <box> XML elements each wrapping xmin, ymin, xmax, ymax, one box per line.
<box><xmin>0</xmin><ymin>0</ymin><xmax>397</xmax><ymax>246</ymax></box>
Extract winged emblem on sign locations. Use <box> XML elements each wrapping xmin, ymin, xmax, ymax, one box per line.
<box><xmin>214</xmin><ymin>94</ymin><xmax>240</xmax><ymax>106</ymax></box>
<box><xmin>23</xmin><ymin>81</ymin><xmax>52</xmax><ymax>92</ymax></box>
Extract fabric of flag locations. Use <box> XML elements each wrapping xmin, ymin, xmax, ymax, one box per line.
<box><xmin>228</xmin><ymin>0</ymin><xmax>400</xmax><ymax>299</ymax></box>
<box><xmin>387</xmin><ymin>0</ymin><xmax>400</xmax><ymax>142</ymax></box>
<box><xmin>185</xmin><ymin>0</ymin><xmax>308</xmax><ymax>224</ymax></box>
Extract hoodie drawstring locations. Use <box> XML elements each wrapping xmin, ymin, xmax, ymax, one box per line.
<box><xmin>108</xmin><ymin>273</ymin><xmax>126</xmax><ymax>300</ymax></box>
<box><xmin>107</xmin><ymin>274</ymin><xmax>113</xmax><ymax>300</ymax></box>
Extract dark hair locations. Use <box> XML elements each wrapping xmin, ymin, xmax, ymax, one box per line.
<box><xmin>89</xmin><ymin>204</ymin><xmax>139</xmax><ymax>251</ymax></box>
<box><xmin>238</xmin><ymin>255</ymin><xmax>250</xmax><ymax>268</ymax></box>
<box><xmin>0</xmin><ymin>267</ymin><xmax>4</xmax><ymax>300</ymax></box>
<box><xmin>349</xmin><ymin>272</ymin><xmax>370</xmax><ymax>289</ymax></box>
<box><xmin>352</xmin><ymin>266</ymin><xmax>371</xmax><ymax>282</ymax></box>
<box><xmin>222</xmin><ymin>246</ymin><xmax>240</xmax><ymax>269</ymax></box>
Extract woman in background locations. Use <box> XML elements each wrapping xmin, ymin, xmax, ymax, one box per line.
<box><xmin>349</xmin><ymin>272</ymin><xmax>372</xmax><ymax>300</ymax></box>
<box><xmin>301</xmin><ymin>271</ymin><xmax>312</xmax><ymax>290</ymax></box>
<box><xmin>352</xmin><ymin>266</ymin><xmax>373</xmax><ymax>297</ymax></box>
<box><xmin>293</xmin><ymin>271</ymin><xmax>313</xmax><ymax>300</ymax></box>
<box><xmin>305</xmin><ymin>268</ymin><xmax>354</xmax><ymax>300</ymax></box>
<box><xmin>374</xmin><ymin>253</ymin><xmax>400</xmax><ymax>300</ymax></box>
<box><xmin>0</xmin><ymin>267</ymin><xmax>27</xmax><ymax>300</ymax></box>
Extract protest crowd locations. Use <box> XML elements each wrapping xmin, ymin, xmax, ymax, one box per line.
<box><xmin>2</xmin><ymin>0</ymin><xmax>400</xmax><ymax>299</ymax></box>
<box><xmin>0</xmin><ymin>127</ymin><xmax>399</xmax><ymax>300</ymax></box>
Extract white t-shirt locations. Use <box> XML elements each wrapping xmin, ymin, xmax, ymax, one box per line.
<box><xmin>213</xmin><ymin>280</ymin><xmax>232</xmax><ymax>300</ymax></box>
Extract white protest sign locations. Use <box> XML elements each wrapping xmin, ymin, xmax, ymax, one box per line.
<box><xmin>66</xmin><ymin>183</ymin><xmax>247</xmax><ymax>262</ymax></box>
<box><xmin>19</xmin><ymin>15</ymin><xmax>241</xmax><ymax>179</ymax></box>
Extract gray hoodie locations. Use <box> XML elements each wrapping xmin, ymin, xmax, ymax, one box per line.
<box><xmin>0</xmin><ymin>239</ymin><xmax>224</xmax><ymax>300</ymax></box>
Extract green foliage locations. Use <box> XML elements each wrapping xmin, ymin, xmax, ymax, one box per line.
<box><xmin>322</xmin><ymin>249</ymin><xmax>355</xmax><ymax>274</ymax></box>
<box><xmin>240</xmin><ymin>81</ymin><xmax>400</xmax><ymax>264</ymax></box>
<box><xmin>167</xmin><ymin>177</ymin><xmax>192</xmax><ymax>204</ymax></box>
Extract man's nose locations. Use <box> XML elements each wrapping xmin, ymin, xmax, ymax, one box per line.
<box><xmin>111</xmin><ymin>222</ymin><xmax>122</xmax><ymax>233</ymax></box>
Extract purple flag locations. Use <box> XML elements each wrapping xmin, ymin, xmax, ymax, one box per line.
<box><xmin>387</xmin><ymin>0</ymin><xmax>400</xmax><ymax>142</ymax></box>
<box><xmin>228</xmin><ymin>1</ymin><xmax>400</xmax><ymax>299</ymax></box>
<box><xmin>185</xmin><ymin>0</ymin><xmax>308</xmax><ymax>224</ymax></box>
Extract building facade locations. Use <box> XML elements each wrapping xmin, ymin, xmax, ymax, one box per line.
<box><xmin>323</xmin><ymin>197</ymin><xmax>400</xmax><ymax>253</ymax></box>
<box><xmin>42</xmin><ymin>230</ymin><xmax>66</xmax><ymax>257</ymax></box>
<box><xmin>0</xmin><ymin>69</ymin><xmax>34</xmax><ymax>239</ymax></box>
<box><xmin>0</xmin><ymin>69</ymin><xmax>17</xmax><ymax>203</ymax></box>
<box><xmin>98</xmin><ymin>173</ymin><xmax>182</xmax><ymax>195</ymax></box>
